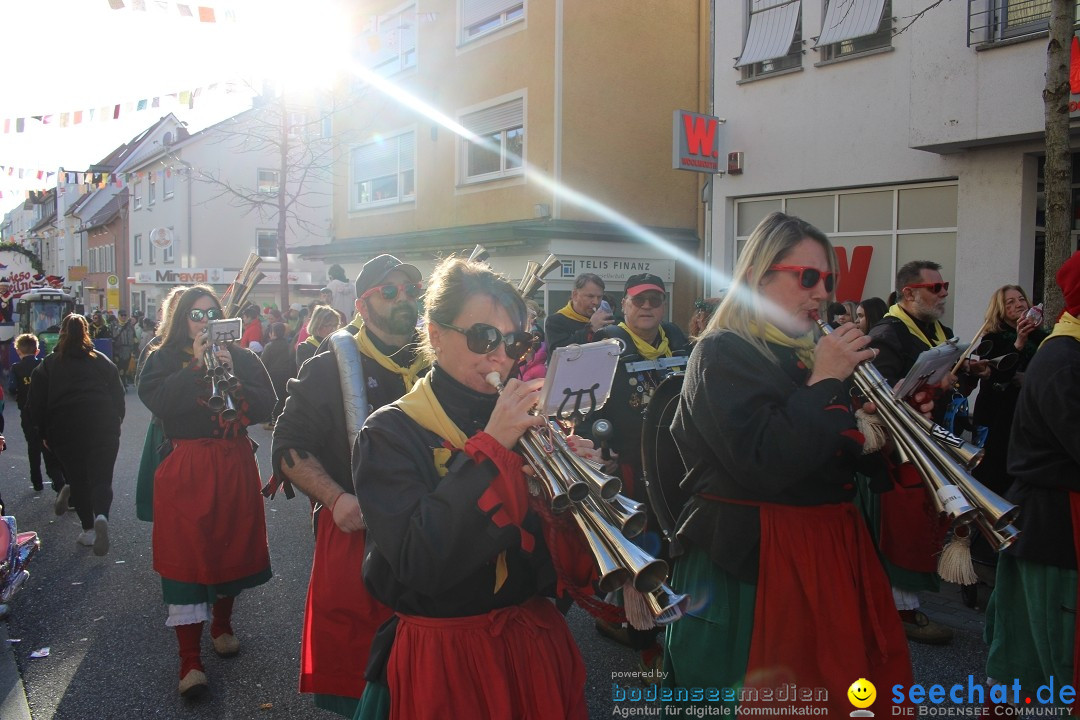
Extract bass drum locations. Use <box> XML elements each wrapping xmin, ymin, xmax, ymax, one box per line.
<box><xmin>641</xmin><ymin>372</ymin><xmax>689</xmax><ymax>543</ymax></box>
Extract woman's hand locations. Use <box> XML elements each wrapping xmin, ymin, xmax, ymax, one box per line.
<box><xmin>192</xmin><ymin>330</ymin><xmax>209</xmax><ymax>364</ymax></box>
<box><xmin>484</xmin><ymin>377</ymin><xmax>546</xmax><ymax>449</ymax></box>
<box><xmin>214</xmin><ymin>344</ymin><xmax>233</xmax><ymax>370</ymax></box>
<box><xmin>1014</xmin><ymin>316</ymin><xmax>1038</xmax><ymax>349</ymax></box>
<box><xmin>808</xmin><ymin>322</ymin><xmax>876</xmax><ymax>385</ymax></box>
<box><xmin>565</xmin><ymin>435</ymin><xmax>601</xmax><ymax>463</ymax></box>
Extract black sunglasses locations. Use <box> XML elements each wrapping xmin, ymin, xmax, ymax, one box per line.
<box><xmin>362</xmin><ymin>282</ymin><xmax>424</xmax><ymax>301</ymax></box>
<box><xmin>629</xmin><ymin>292</ymin><xmax>666</xmax><ymax>309</ymax></box>
<box><xmin>436</xmin><ymin>321</ymin><xmax>535</xmax><ymax>360</ymax></box>
<box><xmin>189</xmin><ymin>308</ymin><xmax>224</xmax><ymax>322</ymax></box>
<box><xmin>769</xmin><ymin>264</ymin><xmax>837</xmax><ymax>293</ymax></box>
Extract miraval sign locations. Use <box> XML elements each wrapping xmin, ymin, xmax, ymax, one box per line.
<box><xmin>672</xmin><ymin>110</ymin><xmax>723</xmax><ymax>174</ymax></box>
<box><xmin>133</xmin><ymin>268</ymin><xmax>312</xmax><ymax>285</ymax></box>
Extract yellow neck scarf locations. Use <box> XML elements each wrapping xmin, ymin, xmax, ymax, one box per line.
<box><xmin>1044</xmin><ymin>312</ymin><xmax>1080</xmax><ymax>346</ymax></box>
<box><xmin>354</xmin><ymin>321</ymin><xmax>426</xmax><ymax>392</ymax></box>
<box><xmin>304</xmin><ymin>335</ymin><xmax>321</xmax><ymax>348</ymax></box>
<box><xmin>556</xmin><ymin>301</ymin><xmax>590</xmax><ymax>323</ymax></box>
<box><xmin>750</xmin><ymin>322</ymin><xmax>816</xmax><ymax>368</ymax></box>
<box><xmin>885</xmin><ymin>304</ymin><xmax>948</xmax><ymax>348</ymax></box>
<box><xmin>619</xmin><ymin>322</ymin><xmax>670</xmax><ymax>360</ymax></box>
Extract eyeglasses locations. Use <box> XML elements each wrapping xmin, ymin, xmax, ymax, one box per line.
<box><xmin>189</xmin><ymin>308</ymin><xmax>224</xmax><ymax>322</ymax></box>
<box><xmin>905</xmin><ymin>281</ymin><xmax>950</xmax><ymax>294</ymax></box>
<box><xmin>435</xmin><ymin>321</ymin><xmax>536</xmax><ymax>360</ymax></box>
<box><xmin>361</xmin><ymin>282</ymin><xmax>423</xmax><ymax>301</ymax></box>
<box><xmin>629</xmin><ymin>292</ymin><xmax>666</xmax><ymax>309</ymax></box>
<box><xmin>768</xmin><ymin>264</ymin><xmax>837</xmax><ymax>293</ymax></box>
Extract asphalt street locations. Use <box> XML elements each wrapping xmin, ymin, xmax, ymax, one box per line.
<box><xmin>0</xmin><ymin>390</ymin><xmax>994</xmax><ymax>719</ymax></box>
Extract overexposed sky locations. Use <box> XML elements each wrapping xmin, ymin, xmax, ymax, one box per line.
<box><xmin>0</xmin><ymin>0</ymin><xmax>351</xmax><ymax>215</ymax></box>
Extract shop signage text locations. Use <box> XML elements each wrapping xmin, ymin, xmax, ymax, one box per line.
<box><xmin>673</xmin><ymin>110</ymin><xmax>723</xmax><ymax>174</ymax></box>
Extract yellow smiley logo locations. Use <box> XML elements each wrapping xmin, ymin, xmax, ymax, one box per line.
<box><xmin>847</xmin><ymin>678</ymin><xmax>876</xmax><ymax>709</ymax></box>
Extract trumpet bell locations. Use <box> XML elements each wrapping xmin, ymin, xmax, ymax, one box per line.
<box><xmin>646</xmin><ymin>584</ymin><xmax>690</xmax><ymax>625</ymax></box>
<box><xmin>581</xmin><ymin>496</ymin><xmax>667</xmax><ymax>592</ymax></box>
<box><xmin>595</xmin><ymin>493</ymin><xmax>647</xmax><ymax>538</ymax></box>
<box><xmin>973</xmin><ymin>514</ymin><xmax>1021</xmax><ymax>552</ymax></box>
<box><xmin>468</xmin><ymin>244</ymin><xmax>490</xmax><ymax>263</ymax></box>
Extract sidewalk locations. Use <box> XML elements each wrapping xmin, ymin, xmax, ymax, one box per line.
<box><xmin>0</xmin><ymin>621</ymin><xmax>32</xmax><ymax>720</ymax></box>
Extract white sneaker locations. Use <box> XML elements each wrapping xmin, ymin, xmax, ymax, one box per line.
<box><xmin>93</xmin><ymin>515</ymin><xmax>109</xmax><ymax>556</ymax></box>
<box><xmin>76</xmin><ymin>529</ymin><xmax>96</xmax><ymax>547</ymax></box>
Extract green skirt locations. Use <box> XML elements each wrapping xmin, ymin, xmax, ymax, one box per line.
<box><xmin>353</xmin><ymin>682</ymin><xmax>390</xmax><ymax>720</ymax></box>
<box><xmin>316</xmin><ymin>693</ymin><xmax>360</xmax><ymax>719</ymax></box>
<box><xmin>985</xmin><ymin>553</ymin><xmax>1076</xmax><ymax>696</ymax></box>
<box><xmin>136</xmin><ymin>420</ymin><xmax>165</xmax><ymax>522</ymax></box>
<box><xmin>161</xmin><ymin>568</ymin><xmax>273</xmax><ymax>606</ymax></box>
<box><xmin>663</xmin><ymin>547</ymin><xmax>755</xmax><ymax>714</ymax></box>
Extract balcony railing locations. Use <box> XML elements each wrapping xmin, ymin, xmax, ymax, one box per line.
<box><xmin>967</xmin><ymin>0</ymin><xmax>1057</xmax><ymax>46</ymax></box>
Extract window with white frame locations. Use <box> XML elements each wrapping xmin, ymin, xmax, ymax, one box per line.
<box><xmin>350</xmin><ymin>131</ymin><xmax>416</xmax><ymax>210</ymax></box>
<box><xmin>107</xmin><ymin>244</ymin><xmax>115</xmax><ymax>272</ymax></box>
<box><xmin>737</xmin><ymin>0</ymin><xmax>803</xmax><ymax>80</ymax></box>
<box><xmin>258</xmin><ymin>169</ymin><xmax>280</xmax><ymax>195</ymax></box>
<box><xmin>733</xmin><ymin>183</ymin><xmax>959</xmax><ymax>326</ymax></box>
<box><xmin>134</xmin><ymin>184</ymin><xmax>142</xmax><ymax>210</ymax></box>
<box><xmin>460</xmin><ymin>98</ymin><xmax>524</xmax><ymax>183</ymax></box>
<box><xmin>149</xmin><ymin>172</ymin><xmax>157</xmax><ymax>205</ymax></box>
<box><xmin>258</xmin><ymin>229</ymin><xmax>279</xmax><ymax>259</ymax></box>
<box><xmin>163</xmin><ymin>168</ymin><xmax>175</xmax><ymax>199</ymax></box>
<box><xmin>288</xmin><ymin>112</ymin><xmax>307</xmax><ymax>139</ymax></box>
<box><xmin>363</xmin><ymin>4</ymin><xmax>418</xmax><ymax>77</ymax></box>
<box><xmin>134</xmin><ymin>233</ymin><xmax>142</xmax><ymax>265</ymax></box>
<box><xmin>88</xmin><ymin>248</ymin><xmax>96</xmax><ymax>273</ymax></box>
<box><xmin>163</xmin><ymin>229</ymin><xmax>174</xmax><ymax>263</ymax></box>
<box><xmin>462</xmin><ymin>0</ymin><xmax>524</xmax><ymax>42</ymax></box>
<box><xmin>816</xmin><ymin>0</ymin><xmax>891</xmax><ymax>61</ymax></box>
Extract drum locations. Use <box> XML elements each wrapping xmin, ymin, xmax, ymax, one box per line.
<box><xmin>641</xmin><ymin>372</ymin><xmax>688</xmax><ymax>542</ymax></box>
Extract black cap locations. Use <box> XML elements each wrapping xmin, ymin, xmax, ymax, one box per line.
<box><xmin>354</xmin><ymin>254</ymin><xmax>421</xmax><ymax>298</ymax></box>
<box><xmin>133</xmin><ymin>309</ymin><xmax>144</xmax><ymax>318</ymax></box>
<box><xmin>624</xmin><ymin>273</ymin><xmax>666</xmax><ymax>297</ymax></box>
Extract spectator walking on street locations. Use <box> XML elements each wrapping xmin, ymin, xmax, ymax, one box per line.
<box><xmin>9</xmin><ymin>333</ymin><xmax>66</xmax><ymax>496</ymax></box>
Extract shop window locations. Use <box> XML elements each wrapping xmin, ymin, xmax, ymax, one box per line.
<box><xmin>817</xmin><ymin>0</ymin><xmax>892</xmax><ymax>61</ymax></box>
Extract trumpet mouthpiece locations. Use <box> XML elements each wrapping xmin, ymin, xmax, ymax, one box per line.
<box><xmin>485</xmin><ymin>372</ymin><xmax>503</xmax><ymax>390</ymax></box>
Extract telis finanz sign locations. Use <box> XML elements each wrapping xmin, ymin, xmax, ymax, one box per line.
<box><xmin>672</xmin><ymin>110</ymin><xmax>723</xmax><ymax>174</ymax></box>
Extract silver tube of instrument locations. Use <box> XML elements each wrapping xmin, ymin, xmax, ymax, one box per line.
<box><xmin>581</xmin><ymin>495</ymin><xmax>667</xmax><ymax>592</ymax></box>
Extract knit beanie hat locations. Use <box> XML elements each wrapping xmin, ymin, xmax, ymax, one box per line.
<box><xmin>1057</xmin><ymin>250</ymin><xmax>1080</xmax><ymax>316</ymax></box>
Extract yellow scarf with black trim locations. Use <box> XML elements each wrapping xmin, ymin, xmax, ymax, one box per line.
<box><xmin>750</xmin><ymin>322</ymin><xmax>816</xmax><ymax>368</ymax></box>
<box><xmin>619</xmin><ymin>322</ymin><xmax>670</xmax><ymax>361</ymax></box>
<box><xmin>304</xmin><ymin>335</ymin><xmax>321</xmax><ymax>348</ymax></box>
<box><xmin>354</xmin><ymin>321</ymin><xmax>426</xmax><ymax>392</ymax></box>
<box><xmin>395</xmin><ymin>374</ymin><xmax>509</xmax><ymax>592</ymax></box>
<box><xmin>556</xmin><ymin>301</ymin><xmax>590</xmax><ymax>323</ymax></box>
<box><xmin>1044</xmin><ymin>312</ymin><xmax>1080</xmax><ymax>345</ymax></box>
<box><xmin>885</xmin><ymin>304</ymin><xmax>948</xmax><ymax>349</ymax></box>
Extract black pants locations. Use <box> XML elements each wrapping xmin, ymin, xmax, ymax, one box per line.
<box><xmin>20</xmin><ymin>416</ymin><xmax>65</xmax><ymax>491</ymax></box>
<box><xmin>51</xmin><ymin>440</ymin><xmax>119</xmax><ymax>531</ymax></box>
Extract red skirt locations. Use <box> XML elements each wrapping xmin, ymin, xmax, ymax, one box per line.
<box><xmin>300</xmin><ymin>511</ymin><xmax>392</xmax><ymax>698</ymax></box>
<box><xmin>742</xmin><ymin>502</ymin><xmax>913</xmax><ymax>717</ymax></box>
<box><xmin>152</xmin><ymin>436</ymin><xmax>271</xmax><ymax>585</ymax></box>
<box><xmin>387</xmin><ymin>596</ymin><xmax>587</xmax><ymax>720</ymax></box>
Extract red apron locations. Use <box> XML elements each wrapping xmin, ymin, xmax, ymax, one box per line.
<box><xmin>300</xmin><ymin>510</ymin><xmax>392</xmax><ymax>698</ymax></box>
<box><xmin>879</xmin><ymin>462</ymin><xmax>949</xmax><ymax>573</ymax></box>
<box><xmin>741</xmin><ymin>502</ymin><xmax>914</xmax><ymax>717</ymax></box>
<box><xmin>152</xmin><ymin>436</ymin><xmax>270</xmax><ymax>585</ymax></box>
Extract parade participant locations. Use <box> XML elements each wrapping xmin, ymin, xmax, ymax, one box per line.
<box><xmin>325</xmin><ymin>263</ymin><xmax>357</xmax><ymax>320</ymax></box>
<box><xmin>687</xmin><ymin>297</ymin><xmax>721</xmax><ymax>340</ymax></box>
<box><xmin>664</xmin><ymin>211</ymin><xmax>913</xmax><ymax>715</ymax></box>
<box><xmin>29</xmin><ymin>314</ymin><xmax>124</xmax><ymax>556</ymax></box>
<box><xmin>259</xmin><ymin>322</ymin><xmax>296</xmax><ymax>430</ymax></box>
<box><xmin>239</xmin><ymin>304</ymin><xmax>263</xmax><ymax>349</ymax></box>
<box><xmin>984</xmin><ymin>251</ymin><xmax>1080</xmax><ymax>710</ymax></box>
<box><xmin>856</xmin><ymin>296</ymin><xmax>887</xmax><ymax>334</ymax></box>
<box><xmin>544</xmin><ymin>272</ymin><xmax>613</xmax><ymax>357</ymax></box>
<box><xmin>113</xmin><ymin>309</ymin><xmax>138</xmax><ymax>388</ymax></box>
<box><xmin>353</xmin><ymin>256</ymin><xmax>590</xmax><ymax>720</ymax></box>
<box><xmin>137</xmin><ymin>285</ymin><xmax>275</xmax><ymax>698</ymax></box>
<box><xmin>10</xmin><ymin>333</ymin><xmax>66</xmax><ymax>496</ymax></box>
<box><xmin>295</xmin><ymin>305</ymin><xmax>341</xmax><ymax>369</ymax></box>
<box><xmin>868</xmin><ymin>260</ymin><xmax>987</xmax><ymax>644</ymax></box>
<box><xmin>88</xmin><ymin>311</ymin><xmax>111</xmax><ymax>340</ymax></box>
<box><xmin>272</xmin><ymin>254</ymin><xmax>427</xmax><ymax>718</ymax></box>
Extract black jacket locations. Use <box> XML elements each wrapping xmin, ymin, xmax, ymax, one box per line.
<box><xmin>544</xmin><ymin>312</ymin><xmax>596</xmax><ymax>359</ymax></box>
<box><xmin>29</xmin><ymin>350</ymin><xmax>125</xmax><ymax>446</ymax></box>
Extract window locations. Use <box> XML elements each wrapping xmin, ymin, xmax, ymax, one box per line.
<box><xmin>350</xmin><ymin>131</ymin><xmax>416</xmax><ymax>210</ymax></box>
<box><xmin>816</xmin><ymin>0</ymin><xmax>891</xmax><ymax>61</ymax></box>
<box><xmin>134</xmin><ymin>233</ymin><xmax>142</xmax><ymax>265</ymax></box>
<box><xmin>287</xmin><ymin>112</ymin><xmax>307</xmax><ymax>139</ymax></box>
<box><xmin>968</xmin><ymin>0</ymin><xmax>1054</xmax><ymax>44</ymax></box>
<box><xmin>163</xmin><ymin>229</ymin><xmax>174</xmax><ymax>263</ymax></box>
<box><xmin>258</xmin><ymin>229</ymin><xmax>279</xmax><ymax>259</ymax></box>
<box><xmin>107</xmin><ymin>244</ymin><xmax>115</xmax><ymax>272</ymax></box>
<box><xmin>462</xmin><ymin>0</ymin><xmax>524</xmax><ymax>42</ymax></box>
<box><xmin>163</xmin><ymin>169</ymin><xmax>175</xmax><ymax>200</ymax></box>
<box><xmin>736</xmin><ymin>0</ymin><xmax>803</xmax><ymax>80</ymax></box>
<box><xmin>134</xmin><ymin>184</ymin><xmax>142</xmax><ymax>211</ymax></box>
<box><xmin>258</xmin><ymin>169</ymin><xmax>280</xmax><ymax>195</ymax></box>
<box><xmin>148</xmin><ymin>172</ymin><xmax>157</xmax><ymax>205</ymax></box>
<box><xmin>460</xmin><ymin>98</ymin><xmax>524</xmax><ymax>183</ymax></box>
<box><xmin>362</xmin><ymin>5</ymin><xmax>417</xmax><ymax>77</ymax></box>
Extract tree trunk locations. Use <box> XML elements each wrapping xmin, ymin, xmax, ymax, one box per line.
<box><xmin>278</xmin><ymin>93</ymin><xmax>291</xmax><ymax>310</ymax></box>
<box><xmin>1043</xmin><ymin>0</ymin><xmax>1074</xmax><ymax>322</ymax></box>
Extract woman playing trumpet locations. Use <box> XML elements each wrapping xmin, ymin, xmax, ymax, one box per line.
<box><xmin>664</xmin><ymin>212</ymin><xmax>913</xmax><ymax>715</ymax></box>
<box><xmin>352</xmin><ymin>257</ymin><xmax>593</xmax><ymax>720</ymax></box>
<box><xmin>137</xmin><ymin>285</ymin><xmax>276</xmax><ymax>698</ymax></box>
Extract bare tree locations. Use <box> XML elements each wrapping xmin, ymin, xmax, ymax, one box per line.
<box><xmin>1042</xmin><ymin>0</ymin><xmax>1073</xmax><ymax>322</ymax></box>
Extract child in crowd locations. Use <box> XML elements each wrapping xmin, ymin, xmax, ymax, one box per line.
<box><xmin>9</xmin><ymin>334</ymin><xmax>66</xmax><ymax>496</ymax></box>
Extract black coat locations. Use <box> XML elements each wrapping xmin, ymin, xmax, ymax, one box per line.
<box><xmin>29</xmin><ymin>350</ymin><xmax>125</xmax><ymax>447</ymax></box>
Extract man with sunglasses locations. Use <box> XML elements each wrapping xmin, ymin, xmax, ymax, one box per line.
<box><xmin>587</xmin><ymin>273</ymin><xmax>689</xmax><ymax>666</ymax></box>
<box><xmin>867</xmin><ymin>260</ymin><xmax>987</xmax><ymax>646</ymax></box>
<box><xmin>271</xmin><ymin>253</ymin><xmax>429</xmax><ymax>718</ymax></box>
<box><xmin>544</xmin><ymin>272</ymin><xmax>615</xmax><ymax>358</ymax></box>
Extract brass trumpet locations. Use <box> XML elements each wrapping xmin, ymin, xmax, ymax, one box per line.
<box><xmin>204</xmin><ymin>345</ymin><xmax>239</xmax><ymax>422</ymax></box>
<box><xmin>817</xmin><ymin>321</ymin><xmax>1020</xmax><ymax>536</ymax></box>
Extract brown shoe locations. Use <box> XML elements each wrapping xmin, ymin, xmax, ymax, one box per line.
<box><xmin>212</xmin><ymin>633</ymin><xmax>240</xmax><ymax>658</ymax></box>
<box><xmin>902</xmin><ymin>611</ymin><xmax>954</xmax><ymax>645</ymax></box>
<box><xmin>178</xmin><ymin>669</ymin><xmax>208</xmax><ymax>698</ymax></box>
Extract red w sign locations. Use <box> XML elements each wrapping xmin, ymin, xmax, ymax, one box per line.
<box><xmin>834</xmin><ymin>246</ymin><xmax>873</xmax><ymax>303</ymax></box>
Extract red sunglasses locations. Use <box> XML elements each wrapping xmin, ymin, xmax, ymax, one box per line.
<box><xmin>768</xmin><ymin>264</ymin><xmax>836</xmax><ymax>293</ymax></box>
<box><xmin>905</xmin><ymin>281</ymin><xmax>950</xmax><ymax>294</ymax></box>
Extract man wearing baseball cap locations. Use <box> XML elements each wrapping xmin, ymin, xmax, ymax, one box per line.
<box><xmin>587</xmin><ymin>273</ymin><xmax>690</xmax><ymax>664</ymax></box>
<box><xmin>271</xmin><ymin>253</ymin><xmax>429</xmax><ymax>717</ymax></box>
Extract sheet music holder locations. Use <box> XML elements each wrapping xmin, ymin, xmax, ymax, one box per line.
<box><xmin>207</xmin><ymin>318</ymin><xmax>244</xmax><ymax>346</ymax></box>
<box><xmin>537</xmin><ymin>339</ymin><xmax>622</xmax><ymax>419</ymax></box>
<box><xmin>892</xmin><ymin>338</ymin><xmax>966</xmax><ymax>400</ymax></box>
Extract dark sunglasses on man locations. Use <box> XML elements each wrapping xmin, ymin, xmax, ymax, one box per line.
<box><xmin>361</xmin><ymin>282</ymin><xmax>424</xmax><ymax>301</ymax></box>
<box><xmin>189</xmin><ymin>308</ymin><xmax>224</xmax><ymax>322</ymax></box>
<box><xmin>629</xmin><ymin>292</ymin><xmax>666</xmax><ymax>309</ymax></box>
<box><xmin>435</xmin><ymin>321</ymin><xmax>536</xmax><ymax>360</ymax></box>
<box><xmin>768</xmin><ymin>264</ymin><xmax>837</xmax><ymax>293</ymax></box>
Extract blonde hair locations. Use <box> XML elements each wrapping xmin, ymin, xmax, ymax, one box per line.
<box><xmin>982</xmin><ymin>284</ymin><xmax>1029</xmax><ymax>334</ymax></box>
<box><xmin>307</xmin><ymin>305</ymin><xmax>340</xmax><ymax>338</ymax></box>
<box><xmin>705</xmin><ymin>211</ymin><xmax>835</xmax><ymax>363</ymax></box>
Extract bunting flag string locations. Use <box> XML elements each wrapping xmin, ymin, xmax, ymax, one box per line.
<box><xmin>106</xmin><ymin>0</ymin><xmax>236</xmax><ymax>22</ymax></box>
<box><xmin>1</xmin><ymin>81</ymin><xmax>247</xmax><ymax>136</ymax></box>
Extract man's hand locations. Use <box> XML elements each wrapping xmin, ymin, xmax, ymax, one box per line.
<box><xmin>962</xmin><ymin>358</ymin><xmax>991</xmax><ymax>379</ymax></box>
<box><xmin>589</xmin><ymin>306</ymin><xmax>614</xmax><ymax>332</ymax></box>
<box><xmin>331</xmin><ymin>492</ymin><xmax>365</xmax><ymax>533</ymax></box>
